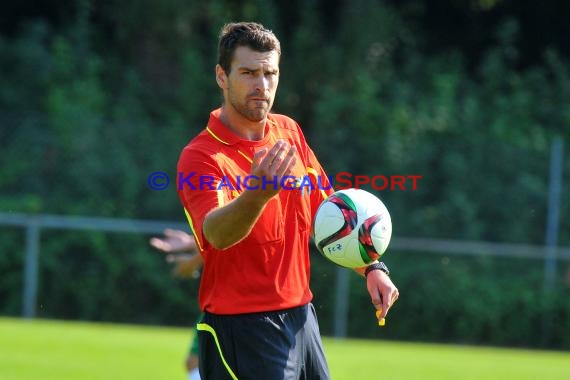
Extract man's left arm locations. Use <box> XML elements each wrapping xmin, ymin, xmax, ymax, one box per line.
<box><xmin>355</xmin><ymin>263</ymin><xmax>399</xmax><ymax>325</ymax></box>
<box><xmin>300</xmin><ymin>127</ymin><xmax>399</xmax><ymax>325</ymax></box>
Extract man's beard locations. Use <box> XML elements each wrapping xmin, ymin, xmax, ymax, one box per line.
<box><xmin>228</xmin><ymin>88</ymin><xmax>272</xmax><ymax>122</ymax></box>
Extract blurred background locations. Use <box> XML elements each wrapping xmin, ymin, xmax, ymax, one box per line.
<box><xmin>1</xmin><ymin>0</ymin><xmax>569</xmax><ymax>351</ymax></box>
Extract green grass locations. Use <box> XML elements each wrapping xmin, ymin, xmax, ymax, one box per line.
<box><xmin>1</xmin><ymin>317</ymin><xmax>569</xmax><ymax>380</ymax></box>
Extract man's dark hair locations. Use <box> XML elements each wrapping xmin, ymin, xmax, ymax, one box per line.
<box><xmin>218</xmin><ymin>22</ymin><xmax>281</xmax><ymax>74</ymax></box>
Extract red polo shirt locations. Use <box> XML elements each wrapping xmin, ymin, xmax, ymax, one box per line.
<box><xmin>177</xmin><ymin>108</ymin><xmax>332</xmax><ymax>314</ymax></box>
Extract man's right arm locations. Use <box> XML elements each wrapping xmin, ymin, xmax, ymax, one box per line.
<box><xmin>203</xmin><ymin>140</ymin><xmax>296</xmax><ymax>250</ymax></box>
<box><xmin>202</xmin><ymin>188</ymin><xmax>269</xmax><ymax>249</ymax></box>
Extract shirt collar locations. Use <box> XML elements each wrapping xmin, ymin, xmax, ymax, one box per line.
<box><xmin>206</xmin><ymin>108</ymin><xmax>275</xmax><ymax>147</ymax></box>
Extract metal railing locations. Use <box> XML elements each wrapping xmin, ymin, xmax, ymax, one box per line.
<box><xmin>0</xmin><ymin>212</ymin><xmax>188</xmax><ymax>319</ymax></box>
<box><xmin>2</xmin><ymin>211</ymin><xmax>568</xmax><ymax>328</ymax></box>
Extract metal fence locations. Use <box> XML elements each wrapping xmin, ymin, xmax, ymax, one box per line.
<box><xmin>2</xmin><ymin>211</ymin><xmax>569</xmax><ymax>338</ymax></box>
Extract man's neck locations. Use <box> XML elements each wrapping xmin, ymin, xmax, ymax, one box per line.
<box><xmin>219</xmin><ymin>105</ymin><xmax>266</xmax><ymax>141</ymax></box>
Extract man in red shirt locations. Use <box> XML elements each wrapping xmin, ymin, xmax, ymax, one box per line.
<box><xmin>177</xmin><ymin>22</ymin><xmax>399</xmax><ymax>380</ymax></box>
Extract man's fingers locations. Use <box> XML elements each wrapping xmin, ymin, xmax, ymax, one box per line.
<box><xmin>163</xmin><ymin>228</ymin><xmax>181</xmax><ymax>237</ymax></box>
<box><xmin>267</xmin><ymin>141</ymin><xmax>288</xmax><ymax>167</ymax></box>
<box><xmin>249</xmin><ymin>141</ymin><xmax>298</xmax><ymax>194</ymax></box>
<box><xmin>381</xmin><ymin>298</ymin><xmax>390</xmax><ymax>319</ymax></box>
<box><xmin>366</xmin><ymin>271</ymin><xmax>399</xmax><ymax>327</ymax></box>
<box><xmin>371</xmin><ymin>289</ymin><xmax>385</xmax><ymax>319</ymax></box>
<box><xmin>275</xmin><ymin>146</ymin><xmax>297</xmax><ymax>177</ymax></box>
<box><xmin>254</xmin><ymin>141</ymin><xmax>288</xmax><ymax>171</ymax></box>
<box><xmin>150</xmin><ymin>237</ymin><xmax>169</xmax><ymax>251</ymax></box>
<box><xmin>371</xmin><ymin>294</ymin><xmax>383</xmax><ymax>308</ymax></box>
<box><xmin>391</xmin><ymin>290</ymin><xmax>400</xmax><ymax>305</ymax></box>
<box><xmin>253</xmin><ymin>147</ymin><xmax>268</xmax><ymax>167</ymax></box>
<box><xmin>375</xmin><ymin>310</ymin><xmax>386</xmax><ymax>326</ymax></box>
<box><xmin>379</xmin><ymin>289</ymin><xmax>399</xmax><ymax>321</ymax></box>
<box><xmin>376</xmin><ymin>297</ymin><xmax>388</xmax><ymax>320</ymax></box>
<box><xmin>163</xmin><ymin>229</ymin><xmax>174</xmax><ymax>236</ymax></box>
<box><xmin>373</xmin><ymin>297</ymin><xmax>389</xmax><ymax>327</ymax></box>
<box><xmin>371</xmin><ymin>288</ymin><xmax>399</xmax><ymax>324</ymax></box>
<box><xmin>252</xmin><ymin>142</ymin><xmax>297</xmax><ymax>190</ymax></box>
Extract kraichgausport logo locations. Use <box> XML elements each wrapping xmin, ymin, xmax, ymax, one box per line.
<box><xmin>148</xmin><ymin>172</ymin><xmax>422</xmax><ymax>191</ymax></box>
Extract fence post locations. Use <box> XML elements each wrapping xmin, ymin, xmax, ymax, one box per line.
<box><xmin>543</xmin><ymin>135</ymin><xmax>563</xmax><ymax>292</ymax></box>
<box><xmin>23</xmin><ymin>219</ymin><xmax>40</xmax><ymax>318</ymax></box>
<box><xmin>541</xmin><ymin>135</ymin><xmax>564</xmax><ymax>346</ymax></box>
<box><xmin>333</xmin><ymin>267</ymin><xmax>350</xmax><ymax>337</ymax></box>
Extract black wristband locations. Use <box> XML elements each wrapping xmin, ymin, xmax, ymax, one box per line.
<box><xmin>364</xmin><ymin>262</ymin><xmax>390</xmax><ymax>277</ymax></box>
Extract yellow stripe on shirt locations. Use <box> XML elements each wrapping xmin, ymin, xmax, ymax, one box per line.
<box><xmin>184</xmin><ymin>207</ymin><xmax>203</xmax><ymax>252</ymax></box>
<box><xmin>206</xmin><ymin>126</ymin><xmax>230</xmax><ymax>145</ymax></box>
<box><xmin>306</xmin><ymin>166</ymin><xmax>330</xmax><ymax>199</ymax></box>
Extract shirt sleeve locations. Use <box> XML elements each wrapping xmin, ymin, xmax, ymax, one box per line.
<box><xmin>292</xmin><ymin>122</ymin><xmax>335</xmax><ymax>219</ymax></box>
<box><xmin>177</xmin><ymin>147</ymin><xmax>226</xmax><ymax>252</ymax></box>
<box><xmin>305</xmin><ymin>145</ymin><xmax>335</xmax><ymax>218</ymax></box>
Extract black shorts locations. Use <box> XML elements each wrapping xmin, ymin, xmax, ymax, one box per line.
<box><xmin>197</xmin><ymin>303</ymin><xmax>330</xmax><ymax>380</ymax></box>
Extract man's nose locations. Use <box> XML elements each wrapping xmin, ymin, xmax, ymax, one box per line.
<box><xmin>255</xmin><ymin>76</ymin><xmax>269</xmax><ymax>93</ymax></box>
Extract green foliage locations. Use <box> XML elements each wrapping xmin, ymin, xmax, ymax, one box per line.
<box><xmin>1</xmin><ymin>0</ymin><xmax>569</xmax><ymax>349</ymax></box>
<box><xmin>313</xmin><ymin>250</ymin><xmax>570</xmax><ymax>350</ymax></box>
<box><xmin>35</xmin><ymin>230</ymin><xmax>200</xmax><ymax>325</ymax></box>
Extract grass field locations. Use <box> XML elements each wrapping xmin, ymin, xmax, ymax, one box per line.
<box><xmin>1</xmin><ymin>317</ymin><xmax>569</xmax><ymax>380</ymax></box>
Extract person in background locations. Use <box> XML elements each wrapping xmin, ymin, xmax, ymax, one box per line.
<box><xmin>150</xmin><ymin>228</ymin><xmax>202</xmax><ymax>380</ymax></box>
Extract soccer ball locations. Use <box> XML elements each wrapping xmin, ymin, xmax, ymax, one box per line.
<box><xmin>312</xmin><ymin>188</ymin><xmax>392</xmax><ymax>268</ymax></box>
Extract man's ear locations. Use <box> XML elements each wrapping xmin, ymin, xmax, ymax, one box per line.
<box><xmin>215</xmin><ymin>64</ymin><xmax>228</xmax><ymax>90</ymax></box>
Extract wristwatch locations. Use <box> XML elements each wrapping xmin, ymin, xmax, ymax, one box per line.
<box><xmin>364</xmin><ymin>262</ymin><xmax>390</xmax><ymax>278</ymax></box>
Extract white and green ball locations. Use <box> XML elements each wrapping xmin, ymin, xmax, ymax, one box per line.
<box><xmin>313</xmin><ymin>188</ymin><xmax>392</xmax><ymax>268</ymax></box>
